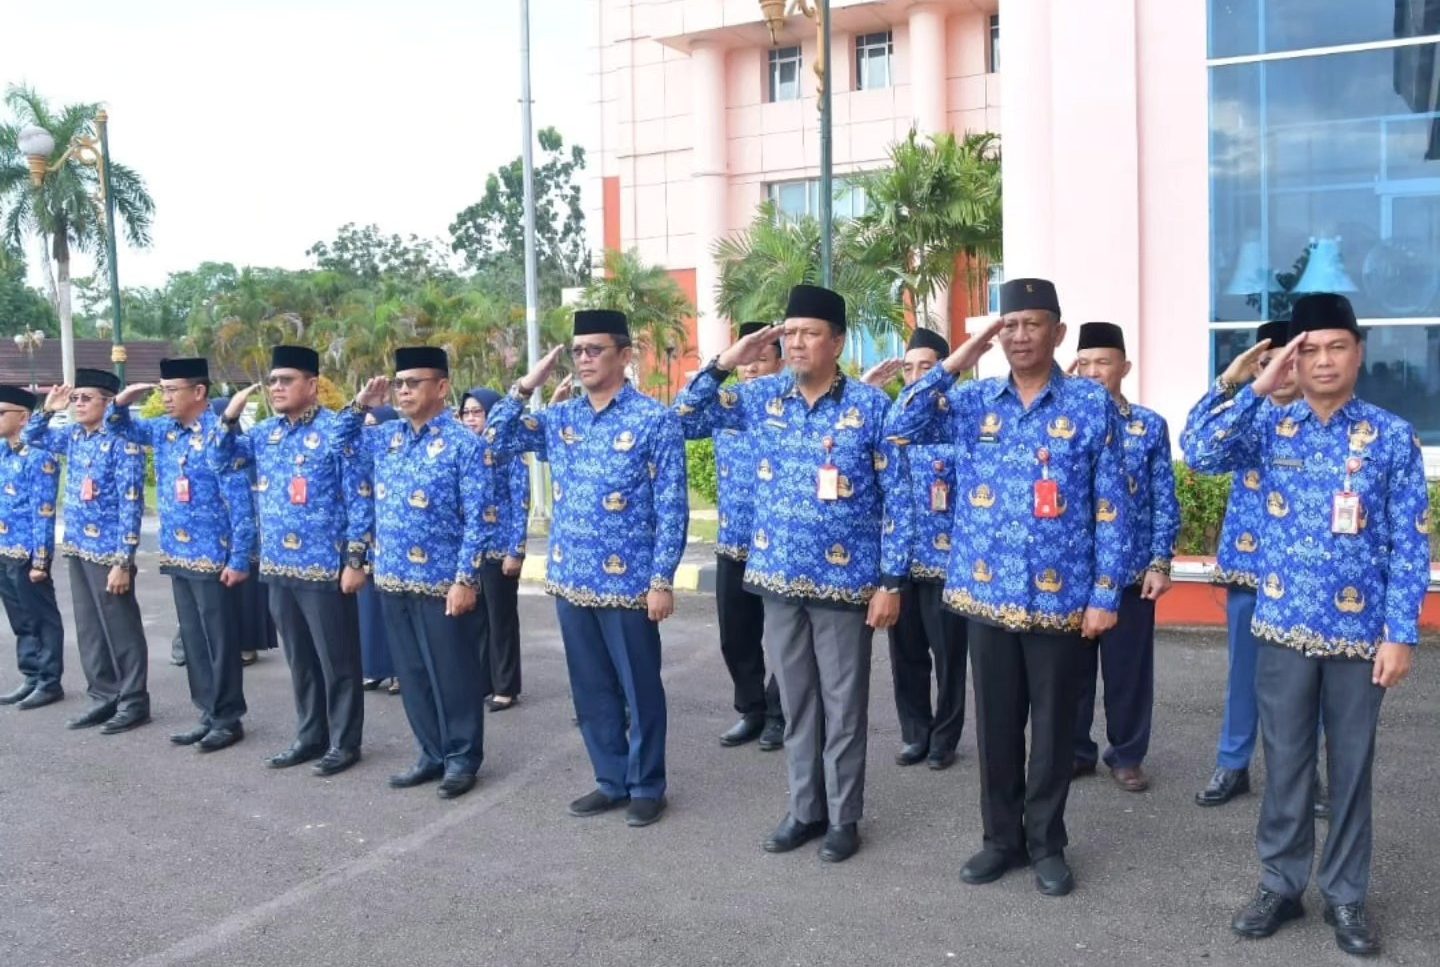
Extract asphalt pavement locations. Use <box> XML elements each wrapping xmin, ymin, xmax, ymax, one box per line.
<box><xmin>1</xmin><ymin>558</ymin><xmax>1437</xmax><ymax>967</ymax></box>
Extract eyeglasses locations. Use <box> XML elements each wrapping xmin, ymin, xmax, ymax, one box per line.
<box><xmin>460</xmin><ymin>407</ymin><xmax>485</xmax><ymax>417</ymax></box>
<box><xmin>266</xmin><ymin>374</ymin><xmax>303</xmax><ymax>387</ymax></box>
<box><xmin>0</xmin><ymin>407</ymin><xmax>28</xmax><ymax>417</ymax></box>
<box><xmin>569</xmin><ymin>344</ymin><xmax>615</xmax><ymax>360</ymax></box>
<box><xmin>390</xmin><ymin>376</ymin><xmax>440</xmax><ymax>391</ymax></box>
<box><xmin>158</xmin><ymin>383</ymin><xmax>200</xmax><ymax>397</ymax></box>
<box><xmin>69</xmin><ymin>393</ymin><xmax>101</xmax><ymax>404</ymax></box>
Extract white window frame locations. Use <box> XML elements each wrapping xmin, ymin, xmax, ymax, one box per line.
<box><xmin>854</xmin><ymin>31</ymin><xmax>894</xmax><ymax>91</ymax></box>
<box><xmin>768</xmin><ymin>45</ymin><xmax>802</xmax><ymax>103</ymax></box>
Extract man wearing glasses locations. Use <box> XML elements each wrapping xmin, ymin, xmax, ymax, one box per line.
<box><xmin>0</xmin><ymin>386</ymin><xmax>64</xmax><ymax>711</ymax></box>
<box><xmin>488</xmin><ymin>309</ymin><xmax>688</xmax><ymax>828</ymax></box>
<box><xmin>210</xmin><ymin>346</ymin><xmax>375</xmax><ymax>777</ymax></box>
<box><xmin>25</xmin><ymin>370</ymin><xmax>149</xmax><ymax>733</ymax></box>
<box><xmin>110</xmin><ymin>359</ymin><xmax>257</xmax><ymax>753</ymax></box>
<box><xmin>352</xmin><ymin>347</ymin><xmax>491</xmax><ymax>799</ymax></box>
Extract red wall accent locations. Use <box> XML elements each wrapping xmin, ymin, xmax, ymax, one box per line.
<box><xmin>602</xmin><ymin>176</ymin><xmax>621</xmax><ymax>264</ymax></box>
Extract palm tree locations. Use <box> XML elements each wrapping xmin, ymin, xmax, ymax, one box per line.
<box><xmin>0</xmin><ymin>85</ymin><xmax>154</xmax><ymax>382</ymax></box>
<box><xmin>848</xmin><ymin>129</ymin><xmax>1001</xmax><ymax>329</ymax></box>
<box><xmin>714</xmin><ymin>202</ymin><xmax>905</xmax><ymax>337</ymax></box>
<box><xmin>579</xmin><ymin>248</ymin><xmax>694</xmax><ymax>391</ymax></box>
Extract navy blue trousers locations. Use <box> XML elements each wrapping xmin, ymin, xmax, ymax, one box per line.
<box><xmin>0</xmin><ymin>559</ymin><xmax>64</xmax><ymax>693</ymax></box>
<box><xmin>556</xmin><ymin>598</ymin><xmax>667</xmax><ymax>800</ymax></box>
<box><xmin>1074</xmin><ymin>585</ymin><xmax>1155</xmax><ymax>770</ymax></box>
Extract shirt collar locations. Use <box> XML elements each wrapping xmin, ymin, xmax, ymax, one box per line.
<box><xmin>283</xmin><ymin>405</ymin><xmax>321</xmax><ymax>428</ymax></box>
<box><xmin>781</xmin><ymin>369</ymin><xmax>847</xmax><ymax>403</ymax></box>
<box><xmin>405</xmin><ymin>407</ymin><xmax>456</xmax><ymax>438</ymax></box>
<box><xmin>1288</xmin><ymin>394</ymin><xmax>1363</xmax><ymax>425</ymax></box>
<box><xmin>584</xmin><ymin>381</ymin><xmax>638</xmax><ymax>416</ymax></box>
<box><xmin>988</xmin><ymin>362</ymin><xmax>1065</xmax><ymax>404</ymax></box>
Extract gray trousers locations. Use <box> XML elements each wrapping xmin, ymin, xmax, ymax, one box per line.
<box><xmin>762</xmin><ymin>597</ymin><xmax>873</xmax><ymax>826</ymax></box>
<box><xmin>68</xmin><ymin>557</ymin><xmax>149</xmax><ymax>712</ymax></box>
<box><xmin>1256</xmin><ymin>642</ymin><xmax>1385</xmax><ymax>905</ymax></box>
<box><xmin>268</xmin><ymin>582</ymin><xmax>364</xmax><ymax>753</ymax></box>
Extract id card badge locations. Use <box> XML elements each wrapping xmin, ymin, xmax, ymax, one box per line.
<box><xmin>81</xmin><ymin>477</ymin><xmax>96</xmax><ymax>501</ymax></box>
<box><xmin>175</xmin><ymin>476</ymin><xmax>191</xmax><ymax>503</ymax></box>
<box><xmin>817</xmin><ymin>465</ymin><xmax>839</xmax><ymax>501</ymax></box>
<box><xmin>1331</xmin><ymin>492</ymin><xmax>1360</xmax><ymax>535</ymax></box>
<box><xmin>1034</xmin><ymin>479</ymin><xmax>1060</xmax><ymax>518</ymax></box>
<box><xmin>930</xmin><ymin>480</ymin><xmax>950</xmax><ymax>513</ymax></box>
<box><xmin>289</xmin><ymin>476</ymin><xmax>308</xmax><ymax>506</ymax></box>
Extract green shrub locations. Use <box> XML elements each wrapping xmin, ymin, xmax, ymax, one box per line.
<box><xmin>687</xmin><ymin>437</ymin><xmax>718</xmax><ymax>506</ymax></box>
<box><xmin>1429</xmin><ymin>480</ymin><xmax>1439</xmax><ymax>560</ymax></box>
<box><xmin>1174</xmin><ymin>461</ymin><xmax>1232</xmax><ymax>556</ymax></box>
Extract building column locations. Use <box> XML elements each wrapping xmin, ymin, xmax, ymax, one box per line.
<box><xmin>908</xmin><ymin>3</ymin><xmax>949</xmax><ymax>134</ymax></box>
<box><xmin>691</xmin><ymin>41</ymin><xmax>730</xmax><ymax>360</ymax></box>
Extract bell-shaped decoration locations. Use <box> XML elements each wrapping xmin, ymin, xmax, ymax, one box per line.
<box><xmin>1224</xmin><ymin>237</ymin><xmax>1280</xmax><ymax>296</ymax></box>
<box><xmin>1291</xmin><ymin>236</ymin><xmax>1358</xmax><ymax>293</ymax></box>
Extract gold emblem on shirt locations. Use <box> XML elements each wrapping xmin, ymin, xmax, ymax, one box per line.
<box><xmin>933</xmin><ymin>532</ymin><xmax>951</xmax><ymax>552</ymax></box>
<box><xmin>1096</xmin><ymin>499</ymin><xmax>1119</xmax><ymax>523</ymax></box>
<box><xmin>552</xmin><ymin>545</ymin><xmax>564</xmax><ymax>563</ymax></box>
<box><xmin>719</xmin><ymin>389</ymin><xmax>739</xmax><ymax>409</ymax></box>
<box><xmin>980</xmin><ymin>413</ymin><xmax>1002</xmax><ymax>436</ymax></box>
<box><xmin>837</xmin><ymin>407</ymin><xmax>864</xmax><ymax>429</ymax></box>
<box><xmin>0</xmin><ymin>521</ymin><xmax>7</xmax><ymax>534</ymax></box>
<box><xmin>753</xmin><ymin>529</ymin><xmax>770</xmax><ymax>550</ymax></box>
<box><xmin>968</xmin><ymin>484</ymin><xmax>996</xmax><ymax>509</ymax></box>
<box><xmin>1276</xmin><ymin>418</ymin><xmax>1299</xmax><ymax>438</ymax></box>
<box><xmin>1047</xmin><ymin>417</ymin><xmax>1076</xmax><ymax>440</ymax></box>
<box><xmin>175</xmin><ymin>529</ymin><xmax>191</xmax><ymax>544</ymax></box>
<box><xmin>836</xmin><ymin>475</ymin><xmax>853</xmax><ymax>498</ymax></box>
<box><xmin>255</xmin><ymin>476</ymin><xmax>270</xmax><ymax>493</ymax></box>
<box><xmin>389</xmin><ymin>432</ymin><xmax>404</xmax><ymax>450</ymax></box>
<box><xmin>1262</xmin><ymin>573</ymin><xmax>1284</xmax><ymax>599</ymax></box>
<box><xmin>872</xmin><ymin>451</ymin><xmax>888</xmax><ymax>471</ymax></box>
<box><xmin>559</xmin><ymin>426</ymin><xmax>578</xmax><ymax>445</ymax></box>
<box><xmin>283</xmin><ymin>533</ymin><xmax>303</xmax><ymax>550</ymax></box>
<box><xmin>125</xmin><ymin>486</ymin><xmax>139</xmax><ymax>502</ymax></box>
<box><xmin>972</xmin><ymin>559</ymin><xmax>992</xmax><ymax>583</ymax></box>
<box><xmin>376</xmin><ymin>483</ymin><xmax>388</xmax><ymax>500</ymax></box>
<box><xmin>766</xmin><ymin>397</ymin><xmax>785</xmax><ymax>417</ymax></box>
<box><xmin>1334</xmin><ymin>586</ymin><xmax>1365</xmax><ymax>614</ymax></box>
<box><xmin>613</xmin><ymin>430</ymin><xmax>636</xmax><ymax>452</ymax></box>
<box><xmin>357</xmin><ymin>481</ymin><xmax>372</xmax><ymax>498</ymax></box>
<box><xmin>426</xmin><ymin>437</ymin><xmax>446</xmax><ymax>458</ymax></box>
<box><xmin>1348</xmin><ymin>420</ymin><xmax>1378</xmax><ymax>450</ymax></box>
<box><xmin>407</xmin><ymin>546</ymin><xmax>428</xmax><ymax>565</ymax></box>
<box><xmin>603</xmin><ymin>492</ymin><xmax>627</xmax><ymax>512</ymax></box>
<box><xmin>83</xmin><ymin>524</ymin><xmax>101</xmax><ymax>538</ymax></box>
<box><xmin>304</xmin><ymin>432</ymin><xmax>321</xmax><ymax>450</ymax></box>
<box><xmin>602</xmin><ymin>554</ymin><xmax>627</xmax><ymax>575</ymax></box>
<box><xmin>1235</xmin><ymin>532</ymin><xmax>1257</xmax><ymax>553</ymax></box>
<box><xmin>1095</xmin><ymin>575</ymin><xmax>1115</xmax><ymax>591</ymax></box>
<box><xmin>677</xmin><ymin>403</ymin><xmax>695</xmax><ymax>416</ymax></box>
<box><xmin>1266</xmin><ymin>492</ymin><xmax>1289</xmax><ymax>518</ymax></box>
<box><xmin>552</xmin><ymin>483</ymin><xmax>563</xmax><ymax>502</ymax></box>
<box><xmin>1034</xmin><ymin>569</ymin><xmax>1063</xmax><ymax>593</ymax></box>
<box><xmin>757</xmin><ymin>459</ymin><xmax>773</xmax><ymax>481</ymax></box>
<box><xmin>408</xmin><ymin>490</ymin><xmax>429</xmax><ymax>509</ymax></box>
<box><xmin>1127</xmin><ymin>420</ymin><xmax>1147</xmax><ymax>436</ymax></box>
<box><xmin>825</xmin><ymin>543</ymin><xmax>851</xmax><ymax>566</ymax></box>
<box><xmin>483</xmin><ymin>449</ymin><xmax>494</xmax><ymax>467</ymax></box>
<box><xmin>39</xmin><ymin>503</ymin><xmax>54</xmax><ymax>518</ymax></box>
<box><xmin>1243</xmin><ymin>469</ymin><xmax>1261</xmax><ymax>491</ymax></box>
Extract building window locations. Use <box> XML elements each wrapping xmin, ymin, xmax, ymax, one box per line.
<box><xmin>986</xmin><ymin>264</ymin><xmax>1004</xmax><ymax>314</ymax></box>
<box><xmin>768</xmin><ymin>45</ymin><xmax>802</xmax><ymax>102</ymax></box>
<box><xmin>1208</xmin><ymin>0</ymin><xmax>1440</xmax><ymax>444</ymax></box>
<box><xmin>766</xmin><ymin>177</ymin><xmax>868</xmax><ymax>220</ymax></box>
<box><xmin>989</xmin><ymin>15</ymin><xmax>1000</xmax><ymax>73</ymax></box>
<box><xmin>855</xmin><ymin>31</ymin><xmax>894</xmax><ymax>91</ymax></box>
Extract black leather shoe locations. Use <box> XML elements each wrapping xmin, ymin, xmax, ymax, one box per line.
<box><xmin>1033</xmin><ymin>854</ymin><xmax>1075</xmax><ymax>896</ymax></box>
<box><xmin>99</xmin><ymin>707</ymin><xmax>150</xmax><ymax>735</ymax></box>
<box><xmin>17</xmin><ymin>687</ymin><xmax>63</xmax><ymax>710</ymax></box>
<box><xmin>0</xmin><ymin>681</ymin><xmax>35</xmax><ymax>705</ymax></box>
<box><xmin>818</xmin><ymin>823</ymin><xmax>860</xmax><ymax>863</ymax></box>
<box><xmin>959</xmin><ymin>847</ymin><xmax>1028</xmax><ymax>885</ymax></box>
<box><xmin>66</xmin><ymin>702</ymin><xmax>117</xmax><ymax>730</ymax></box>
<box><xmin>389</xmin><ymin>762</ymin><xmax>444</xmax><ymax>788</ymax></box>
<box><xmin>170</xmin><ymin>723</ymin><xmax>210</xmax><ymax>746</ymax></box>
<box><xmin>568</xmin><ymin>789</ymin><xmax>629</xmax><ymax>817</ymax></box>
<box><xmin>895</xmin><ymin>741</ymin><xmax>928</xmax><ymax>766</ymax></box>
<box><xmin>927</xmin><ymin>749</ymin><xmax>957</xmax><ymax>771</ymax></box>
<box><xmin>312</xmin><ymin>748</ymin><xmax>361</xmax><ymax>777</ymax></box>
<box><xmin>361</xmin><ymin>678</ymin><xmax>381</xmax><ymax>691</ymax></box>
<box><xmin>626</xmin><ymin>797</ymin><xmax>667</xmax><ymax>827</ymax></box>
<box><xmin>1195</xmin><ymin>766</ymin><xmax>1251</xmax><ymax>806</ymax></box>
<box><xmin>437</xmin><ymin>772</ymin><xmax>477</xmax><ymax>799</ymax></box>
<box><xmin>1072</xmin><ymin>759</ymin><xmax>1097</xmax><ymax>778</ymax></box>
<box><xmin>267</xmin><ymin>744</ymin><xmax>325</xmax><ymax>769</ymax></box>
<box><xmin>1325</xmin><ymin>902</ymin><xmax>1380</xmax><ymax>957</ymax></box>
<box><xmin>197</xmin><ymin>726</ymin><xmax>243</xmax><ymax>753</ymax></box>
<box><xmin>719</xmin><ymin>713</ymin><xmax>766</xmax><ymax>747</ymax></box>
<box><xmin>758</xmin><ymin>718</ymin><xmax>785</xmax><ymax>751</ymax></box>
<box><xmin>1232</xmin><ymin>888</ymin><xmax>1304</xmax><ymax>938</ymax></box>
<box><xmin>763</xmin><ymin>814</ymin><xmax>827</xmax><ymax>853</ymax></box>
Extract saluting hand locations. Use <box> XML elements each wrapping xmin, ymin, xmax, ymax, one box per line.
<box><xmin>942</xmin><ymin>318</ymin><xmax>1004</xmax><ymax>376</ymax></box>
<box><xmin>1081</xmin><ymin>606</ymin><xmax>1118</xmax><ymax>640</ymax></box>
<box><xmin>355</xmin><ymin>376</ymin><xmax>391</xmax><ymax>409</ymax></box>
<box><xmin>548</xmin><ymin>374</ymin><xmax>575</xmax><ymax>406</ymax></box>
<box><xmin>1065</xmin><ymin>358</ymin><xmax>1081</xmax><ymax>377</ymax></box>
<box><xmin>1372</xmin><ymin>642</ymin><xmax>1413</xmax><ymax>688</ymax></box>
<box><xmin>225</xmin><ymin>383</ymin><xmax>262</xmax><ymax>422</ymax></box>
<box><xmin>518</xmin><ymin>346</ymin><xmax>567</xmax><ymax>396</ymax></box>
<box><xmin>1251</xmin><ymin>332</ymin><xmax>1305</xmax><ymax>397</ymax></box>
<box><xmin>716</xmin><ymin>324</ymin><xmax>782</xmax><ymax>372</ymax></box>
<box><xmin>113</xmin><ymin>383</ymin><xmax>157</xmax><ymax>408</ymax></box>
<box><xmin>1220</xmin><ymin>338</ymin><xmax>1273</xmax><ymax>388</ymax></box>
<box><xmin>44</xmin><ymin>384</ymin><xmax>73</xmax><ymax>414</ymax></box>
<box><xmin>861</xmin><ymin>358</ymin><xmax>904</xmax><ymax>388</ymax></box>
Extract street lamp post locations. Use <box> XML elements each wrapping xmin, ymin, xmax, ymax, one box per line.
<box><xmin>17</xmin><ymin>110</ymin><xmax>127</xmax><ymax>383</ymax></box>
<box><xmin>13</xmin><ymin>330</ymin><xmax>46</xmax><ymax>391</ymax></box>
<box><xmin>759</xmin><ymin>0</ymin><xmax>833</xmax><ymax>287</ymax></box>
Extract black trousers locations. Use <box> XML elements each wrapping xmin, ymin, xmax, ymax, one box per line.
<box><xmin>0</xmin><ymin>558</ymin><xmax>64</xmax><ymax>693</ymax></box>
<box><xmin>380</xmin><ymin>591</ymin><xmax>485</xmax><ymax>776</ymax></box>
<box><xmin>172</xmin><ymin>574</ymin><xmax>246</xmax><ymax>731</ymax></box>
<box><xmin>889</xmin><ymin>579</ymin><xmax>968</xmax><ymax>751</ymax></box>
<box><xmin>68</xmin><ymin>557</ymin><xmax>149</xmax><ymax>713</ymax></box>
<box><xmin>1074</xmin><ymin>585</ymin><xmax>1155</xmax><ymax>769</ymax></box>
<box><xmin>477</xmin><ymin>561</ymin><xmax>522</xmax><ymax>697</ymax></box>
<box><xmin>715</xmin><ymin>554</ymin><xmax>781</xmax><ymax>719</ymax></box>
<box><xmin>968</xmin><ymin>618</ymin><xmax>1084</xmax><ymax>861</ymax></box>
<box><xmin>268</xmin><ymin>582</ymin><xmax>364</xmax><ymax>753</ymax></box>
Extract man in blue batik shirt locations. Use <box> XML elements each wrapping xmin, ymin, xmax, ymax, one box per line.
<box><xmin>211</xmin><ymin>345</ymin><xmax>371</xmax><ymax>778</ymax></box>
<box><xmin>676</xmin><ymin>320</ymin><xmax>786</xmax><ymax>751</ymax></box>
<box><xmin>1185</xmin><ymin>293</ymin><xmax>1430</xmax><ymax>958</ymax></box>
<box><xmin>491</xmin><ymin>309</ymin><xmax>688</xmax><ymax>829</ymax></box>
<box><xmin>0</xmin><ymin>386</ymin><xmax>64</xmax><ymax>711</ymax></box>
<box><xmin>676</xmin><ymin>284</ymin><xmax>911</xmax><ymax>863</ymax></box>
<box><xmin>1070</xmin><ymin>322</ymin><xmax>1180</xmax><ymax>794</ymax></box>
<box><xmin>887</xmin><ymin>278</ymin><xmax>1128</xmax><ymax>897</ymax></box>
<box><xmin>28</xmin><ymin>370</ymin><xmax>149</xmax><ymax>733</ymax></box>
<box><xmin>111</xmin><ymin>358</ymin><xmax>256</xmax><ymax>753</ymax></box>
<box><xmin>353</xmin><ymin>346</ymin><xmax>492</xmax><ymax>801</ymax></box>
<box><xmin>1186</xmin><ymin>320</ymin><xmax>1298</xmax><ymax>809</ymax></box>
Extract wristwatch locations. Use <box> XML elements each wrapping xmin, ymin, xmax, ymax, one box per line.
<box><xmin>509</xmin><ymin>380</ymin><xmax>535</xmax><ymax>400</ymax></box>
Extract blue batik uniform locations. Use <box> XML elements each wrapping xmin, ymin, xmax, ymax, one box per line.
<box><xmin>487</xmin><ymin>383</ymin><xmax>687</xmax><ymax>801</ymax></box>
<box><xmin>887</xmin><ymin>364</ymin><xmax>1129</xmax><ymax>631</ymax></box>
<box><xmin>0</xmin><ymin>437</ymin><xmax>64</xmax><ymax>694</ymax></box>
<box><xmin>904</xmin><ymin>442</ymin><xmax>959</xmax><ymax>582</ymax></box>
<box><xmin>24</xmin><ymin>415</ymin><xmax>144</xmax><ymax>567</ymax></box>
<box><xmin>480</xmin><ymin>440</ymin><xmax>530</xmax><ymax>563</ymax></box>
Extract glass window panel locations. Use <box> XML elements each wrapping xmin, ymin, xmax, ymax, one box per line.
<box><xmin>989</xmin><ymin>15</ymin><xmax>1000</xmax><ymax>73</ymax></box>
<box><xmin>1210</xmin><ymin>0</ymin><xmax>1440</xmax><ymax>59</ymax></box>
<box><xmin>769</xmin><ymin>46</ymin><xmax>801</xmax><ymax>102</ymax></box>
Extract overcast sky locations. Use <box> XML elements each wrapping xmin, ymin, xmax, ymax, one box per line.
<box><xmin>5</xmin><ymin>0</ymin><xmax>593</xmax><ymax>288</ymax></box>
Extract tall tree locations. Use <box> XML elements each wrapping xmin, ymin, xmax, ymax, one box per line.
<box><xmin>578</xmin><ymin>249</ymin><xmax>694</xmax><ymax>393</ymax></box>
<box><xmin>449</xmin><ymin>126</ymin><xmax>589</xmax><ymax>307</ymax></box>
<box><xmin>0</xmin><ymin>85</ymin><xmax>154</xmax><ymax>381</ymax></box>
<box><xmin>0</xmin><ymin>242</ymin><xmax>56</xmax><ymax>336</ymax></box>
<box><xmin>714</xmin><ymin>202</ymin><xmax>905</xmax><ymax>338</ymax></box>
<box><xmin>848</xmin><ymin>129</ymin><xmax>1001</xmax><ymax>328</ymax></box>
<box><xmin>307</xmin><ymin>223</ymin><xmax>453</xmax><ymax>283</ymax></box>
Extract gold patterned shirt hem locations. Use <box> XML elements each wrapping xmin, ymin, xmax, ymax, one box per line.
<box><xmin>742</xmin><ymin>569</ymin><xmax>875</xmax><ymax>607</ymax></box>
<box><xmin>374</xmin><ymin>574</ymin><xmax>451</xmax><ymax>598</ymax></box>
<box><xmin>60</xmin><ymin>543</ymin><xmax>131</xmax><ymax>567</ymax></box>
<box><xmin>545</xmin><ymin>581</ymin><xmax>648</xmax><ymax>610</ymax></box>
<box><xmin>943</xmin><ymin>588</ymin><xmax>1085</xmax><ymax>634</ymax></box>
<box><xmin>1211</xmin><ymin>568</ymin><xmax>1259</xmax><ymax>589</ymax></box>
<box><xmin>1252</xmin><ymin>619</ymin><xmax>1383</xmax><ymax>661</ymax></box>
<box><xmin>714</xmin><ymin>542</ymin><xmax>749</xmax><ymax>563</ymax></box>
